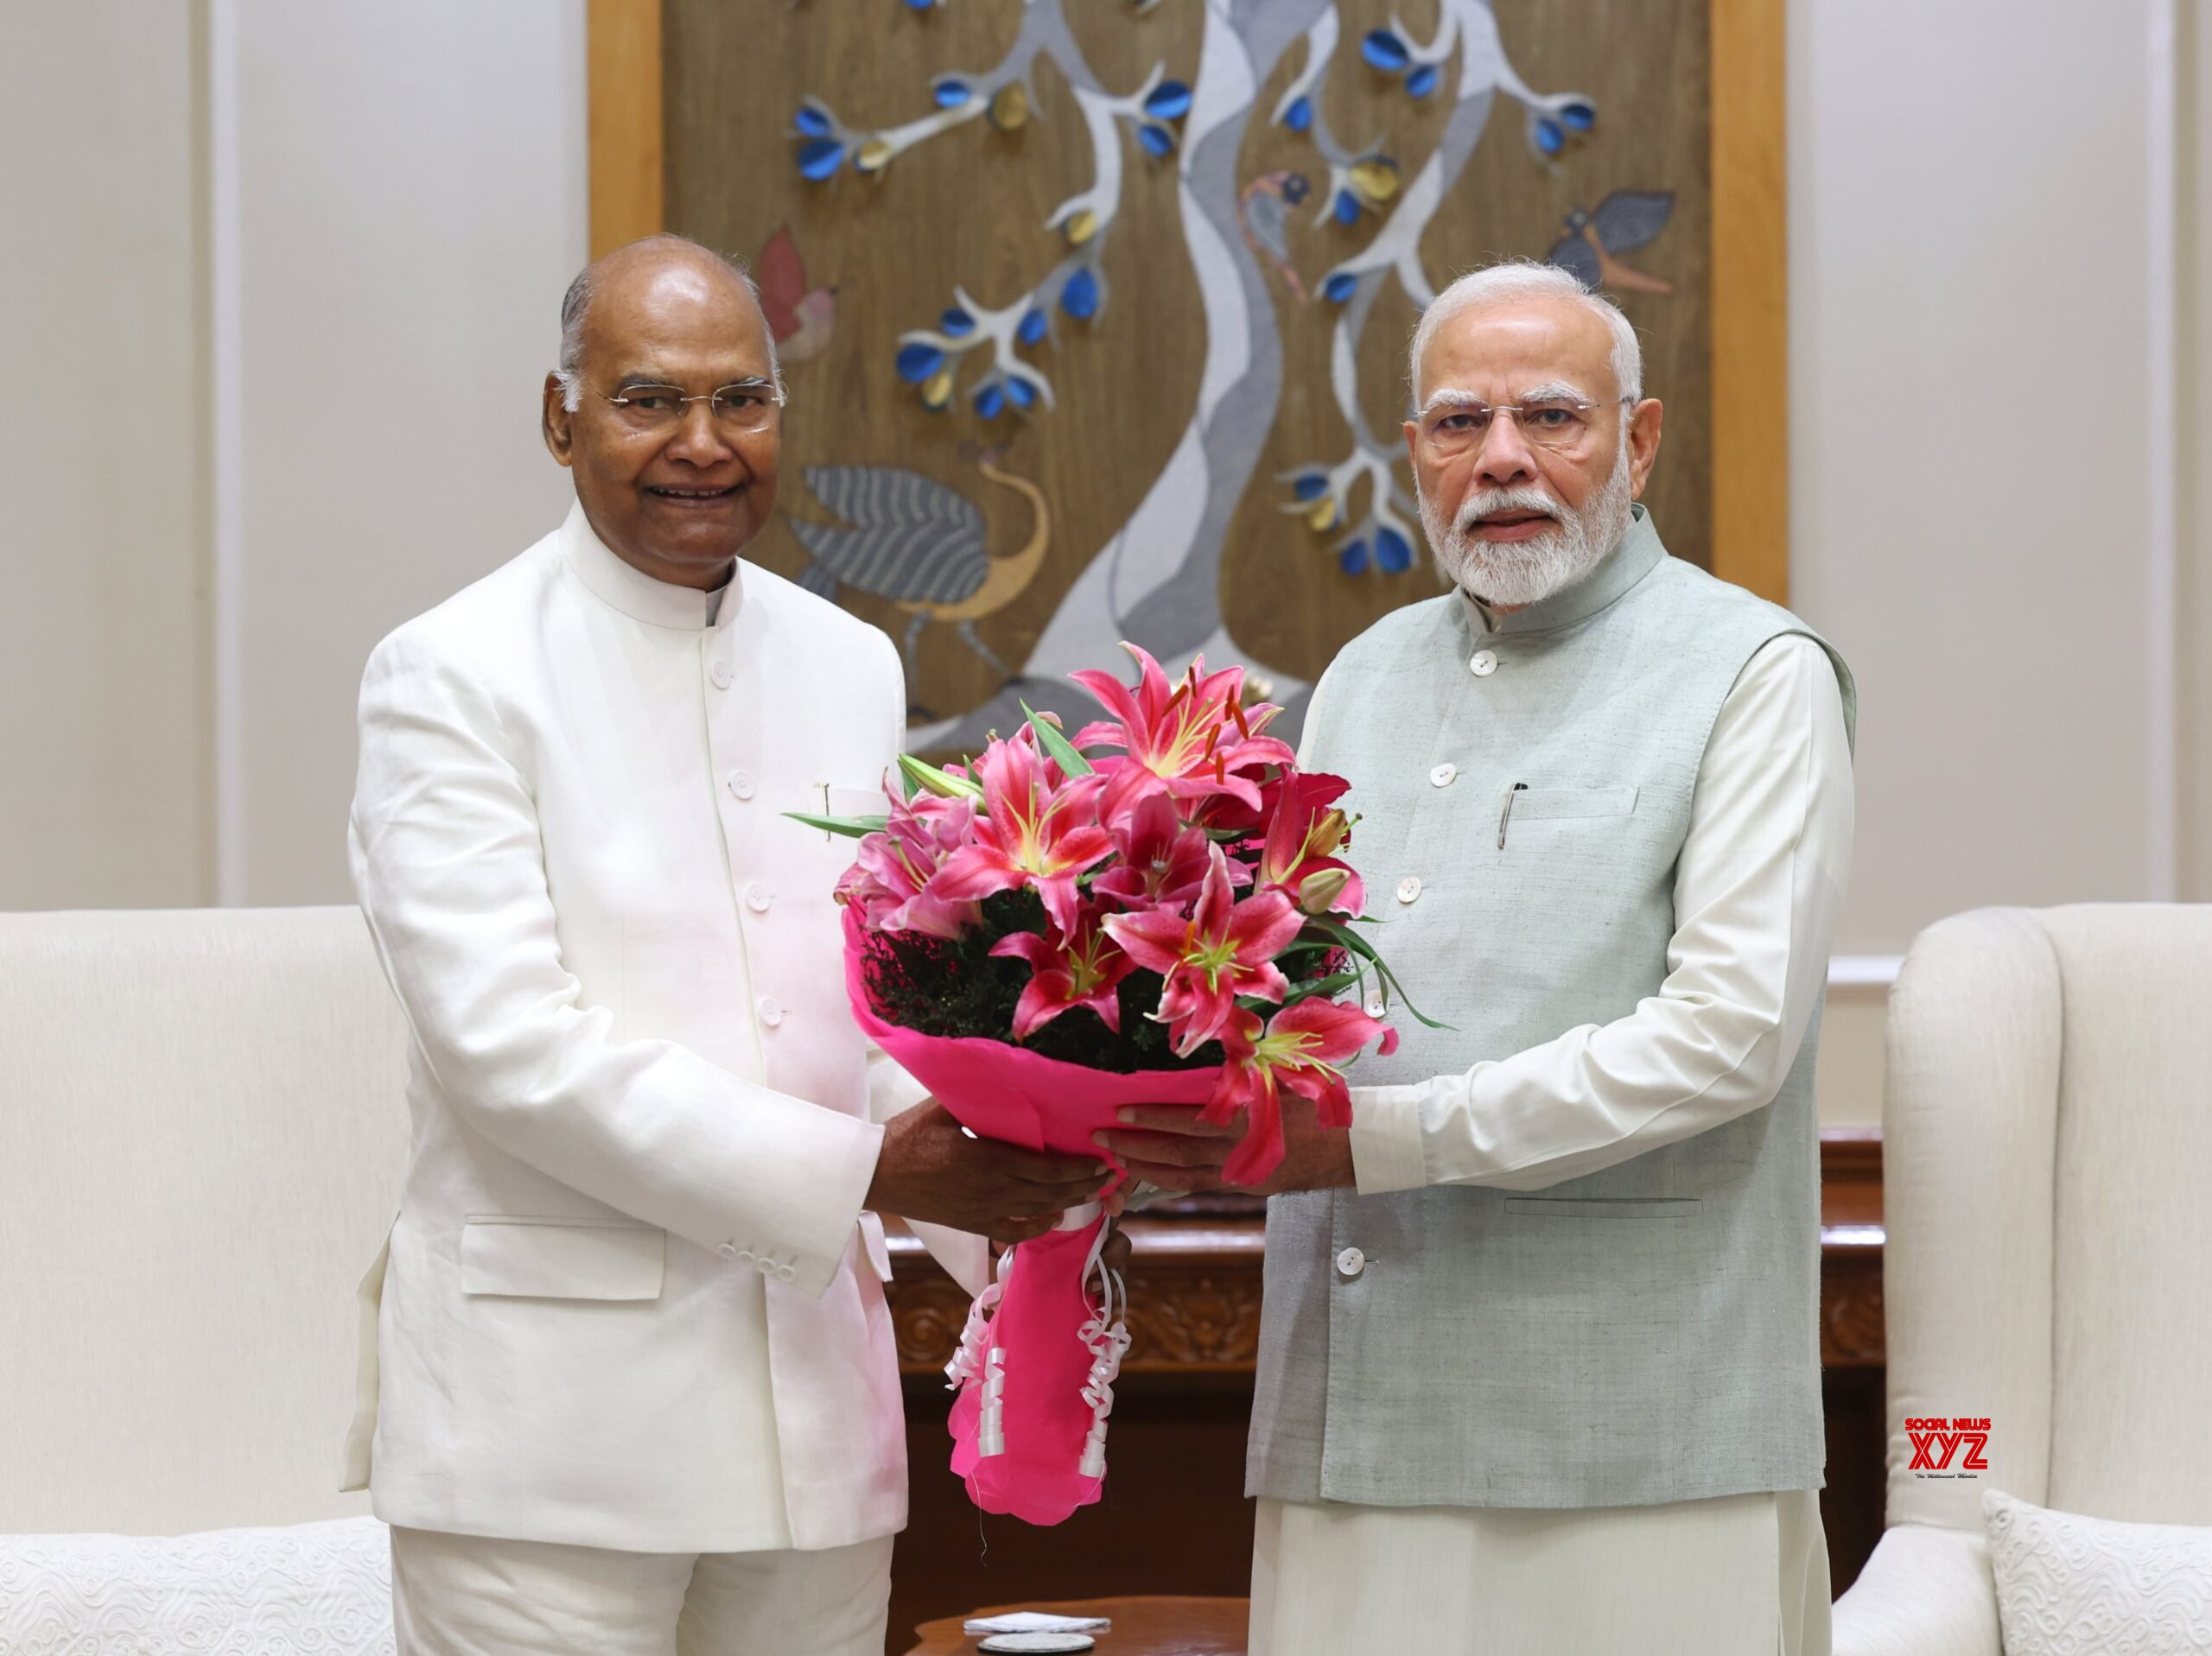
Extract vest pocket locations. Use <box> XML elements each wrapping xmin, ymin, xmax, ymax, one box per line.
<box><xmin>460</xmin><ymin>1215</ymin><xmax>667</xmax><ymax>1300</ymax></box>
<box><xmin>1504</xmin><ymin>1196</ymin><xmax>1701</xmax><ymax>1219</ymax></box>
<box><xmin>1503</xmin><ymin>785</ymin><xmax>1639</xmax><ymax>822</ymax></box>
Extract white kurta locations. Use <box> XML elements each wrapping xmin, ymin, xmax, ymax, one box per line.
<box><xmin>1257</xmin><ymin>616</ymin><xmax>1853</xmax><ymax>1654</ymax></box>
<box><xmin>346</xmin><ymin>501</ymin><xmax>984</xmax><ymax>1556</ymax></box>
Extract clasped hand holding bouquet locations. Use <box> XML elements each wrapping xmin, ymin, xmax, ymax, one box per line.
<box><xmin>799</xmin><ymin>643</ymin><xmax>1430</xmax><ymax>1525</ymax></box>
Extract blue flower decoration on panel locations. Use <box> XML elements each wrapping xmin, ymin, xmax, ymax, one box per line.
<box><xmin>896</xmin><ymin>343</ymin><xmax>945</xmax><ymax>384</ymax></box>
<box><xmin>1137</xmin><ymin>122</ymin><xmax>1176</xmax><ymax>158</ymax></box>
<box><xmin>1321</xmin><ymin>270</ymin><xmax>1359</xmax><ymax>304</ymax></box>
<box><xmin>1292</xmin><ymin>472</ymin><xmax>1329</xmax><ymax>502</ymax></box>
<box><xmin>933</xmin><ymin>78</ymin><xmax>972</xmax><ymax>110</ymax></box>
<box><xmin>1017</xmin><ymin>308</ymin><xmax>1049</xmax><ymax>346</ymax></box>
<box><xmin>1061</xmin><ymin>267</ymin><xmax>1101</xmax><ymax>320</ymax></box>
<box><xmin>1560</xmin><ymin>100</ymin><xmax>1597</xmax><ymax>131</ymax></box>
<box><xmin>1534</xmin><ymin>118</ymin><xmax>1565</xmax><ymax>156</ymax></box>
<box><xmin>1361</xmin><ymin>29</ymin><xmax>1411</xmax><ymax>73</ymax></box>
<box><xmin>1284</xmin><ymin>95</ymin><xmax>1313</xmax><ymax>132</ymax></box>
<box><xmin>940</xmin><ymin>307</ymin><xmax>976</xmax><ymax>337</ymax></box>
<box><xmin>795</xmin><ymin>105</ymin><xmax>834</xmax><ymax>138</ymax></box>
<box><xmin>1406</xmin><ymin>63</ymin><xmax>1440</xmax><ymax>99</ymax></box>
<box><xmin>1339</xmin><ymin>538</ymin><xmax>1370</xmax><ymax>575</ymax></box>
<box><xmin>1375</xmin><ymin>525</ymin><xmax>1414</xmax><ymax>574</ymax></box>
<box><xmin>1333</xmin><ymin>190</ymin><xmax>1360</xmax><ymax>226</ymax></box>
<box><xmin>974</xmin><ymin>380</ymin><xmax>1007</xmax><ymax>420</ymax></box>
<box><xmin>1144</xmin><ymin>81</ymin><xmax>1192</xmax><ymax>120</ymax></box>
<box><xmin>1005</xmin><ymin>376</ymin><xmax>1037</xmax><ymax>409</ymax></box>
<box><xmin>799</xmin><ymin>138</ymin><xmax>846</xmax><ymax>181</ymax></box>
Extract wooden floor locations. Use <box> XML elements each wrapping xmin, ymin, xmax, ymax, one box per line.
<box><xmin>886</xmin><ymin>1134</ymin><xmax>1888</xmax><ymax>1653</ymax></box>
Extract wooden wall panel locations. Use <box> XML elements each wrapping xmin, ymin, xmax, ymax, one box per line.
<box><xmin>632</xmin><ymin>0</ymin><xmax>1764</xmax><ymax>750</ymax></box>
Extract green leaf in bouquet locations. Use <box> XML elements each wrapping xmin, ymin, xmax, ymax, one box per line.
<box><xmin>1020</xmin><ymin>701</ymin><xmax>1095</xmax><ymax>777</ymax></box>
<box><xmin>1299</xmin><ymin>915</ymin><xmax>1453</xmax><ymax>1031</ymax></box>
<box><xmin>897</xmin><ymin>752</ymin><xmax>984</xmax><ymax>802</ymax></box>
<box><xmin>783</xmin><ymin>811</ymin><xmax>887</xmax><ymax>839</ymax></box>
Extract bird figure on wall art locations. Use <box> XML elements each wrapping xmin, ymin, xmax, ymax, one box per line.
<box><xmin>1237</xmin><ymin>170</ymin><xmax>1313</xmax><ymax>302</ymax></box>
<box><xmin>1545</xmin><ymin>190</ymin><xmax>1676</xmax><ymax>295</ymax></box>
<box><xmin>788</xmin><ymin>447</ymin><xmax>1052</xmax><ymax>715</ymax></box>
<box><xmin>754</xmin><ymin>225</ymin><xmax>836</xmax><ymax>364</ymax></box>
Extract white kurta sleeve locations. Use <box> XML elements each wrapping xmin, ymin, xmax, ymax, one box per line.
<box><xmin>349</xmin><ymin>627</ymin><xmax>884</xmax><ymax>1296</ymax></box>
<box><xmin>1346</xmin><ymin>632</ymin><xmax>1854</xmax><ymax>1195</ymax></box>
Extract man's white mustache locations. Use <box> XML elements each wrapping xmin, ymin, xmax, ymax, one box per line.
<box><xmin>1458</xmin><ymin>486</ymin><xmax>1566</xmax><ymax>533</ymax></box>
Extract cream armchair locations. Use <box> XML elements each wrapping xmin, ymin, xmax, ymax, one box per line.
<box><xmin>0</xmin><ymin>907</ymin><xmax>407</xmax><ymax>1639</ymax></box>
<box><xmin>1832</xmin><ymin>904</ymin><xmax>2212</xmax><ymax>1653</ymax></box>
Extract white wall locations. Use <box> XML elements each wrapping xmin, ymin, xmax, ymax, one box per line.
<box><xmin>0</xmin><ymin>7</ymin><xmax>207</xmax><ymax>909</ymax></box>
<box><xmin>224</xmin><ymin>0</ymin><xmax>587</xmax><ymax>904</ymax></box>
<box><xmin>0</xmin><ymin>2</ymin><xmax>584</xmax><ymax>912</ymax></box>
<box><xmin>1790</xmin><ymin>0</ymin><xmax>2183</xmax><ymax>959</ymax></box>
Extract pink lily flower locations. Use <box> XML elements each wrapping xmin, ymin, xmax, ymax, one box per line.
<box><xmin>1070</xmin><ymin>644</ymin><xmax>1296</xmax><ymax>826</ymax></box>
<box><xmin>1103</xmin><ymin>843</ymin><xmax>1303</xmax><ymax>1056</ymax></box>
<box><xmin>836</xmin><ymin>786</ymin><xmax>982</xmax><ymax>939</ymax></box>
<box><xmin>931</xmin><ymin>732</ymin><xmax>1116</xmax><ymax>936</ymax></box>
<box><xmin>1090</xmin><ymin>794</ymin><xmax>1246</xmax><ymax>913</ymax></box>
<box><xmin>1253</xmin><ymin>770</ymin><xmax>1364</xmax><ymax>917</ymax></box>
<box><xmin>988</xmin><ymin>904</ymin><xmax>1135</xmax><ymax>1040</ymax></box>
<box><xmin>1205</xmin><ymin>998</ymin><xmax>1399</xmax><ymax>1186</ymax></box>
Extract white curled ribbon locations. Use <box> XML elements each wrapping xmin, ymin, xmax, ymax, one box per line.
<box><xmin>1076</xmin><ymin>1219</ymin><xmax>1134</xmax><ymax>1480</ymax></box>
<box><xmin>950</xmin><ymin>1247</ymin><xmax>1015</xmax><ymax>1458</ymax></box>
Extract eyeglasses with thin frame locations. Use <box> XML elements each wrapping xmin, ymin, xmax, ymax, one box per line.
<box><xmin>597</xmin><ymin>378</ymin><xmax>786</xmax><ymax>435</ymax></box>
<box><xmin>1416</xmin><ymin>393</ymin><xmax>1632</xmax><ymax>457</ymax></box>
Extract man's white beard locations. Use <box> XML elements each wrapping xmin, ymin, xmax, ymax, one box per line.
<box><xmin>1420</xmin><ymin>436</ymin><xmax>1634</xmax><ymax>608</ymax></box>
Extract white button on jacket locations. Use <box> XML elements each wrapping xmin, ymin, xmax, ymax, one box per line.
<box><xmin>1469</xmin><ymin>650</ymin><xmax>1498</xmax><ymax>677</ymax></box>
<box><xmin>345</xmin><ymin>502</ymin><xmax>988</xmax><ymax>1557</ymax></box>
<box><xmin>1335</xmin><ymin>1247</ymin><xmax>1366</xmax><ymax>1279</ymax></box>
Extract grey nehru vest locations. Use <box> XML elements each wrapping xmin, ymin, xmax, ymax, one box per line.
<box><xmin>1249</xmin><ymin>506</ymin><xmax>1856</xmax><ymax>1511</ymax></box>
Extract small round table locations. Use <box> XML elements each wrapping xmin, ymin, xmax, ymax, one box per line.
<box><xmin>904</xmin><ymin>1595</ymin><xmax>1249</xmax><ymax>1655</ymax></box>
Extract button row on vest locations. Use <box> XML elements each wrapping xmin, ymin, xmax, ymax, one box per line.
<box><xmin>726</xmin><ymin>770</ymin><xmax>756</xmax><ymax>801</ymax></box>
<box><xmin>1430</xmin><ymin>762</ymin><xmax>1457</xmax><ymax>787</ymax></box>
<box><xmin>1363</xmin><ymin>991</ymin><xmax>1385</xmax><ymax>1018</ymax></box>
<box><xmin>757</xmin><ymin>995</ymin><xmax>785</xmax><ymax>1028</ymax></box>
<box><xmin>1335</xmin><ymin>1247</ymin><xmax>1366</xmax><ymax>1279</ymax></box>
<box><xmin>1396</xmin><ymin>876</ymin><xmax>1422</xmax><ymax>904</ymax></box>
<box><xmin>709</xmin><ymin>658</ymin><xmax>734</xmax><ymax>690</ymax></box>
<box><xmin>1469</xmin><ymin>650</ymin><xmax>1498</xmax><ymax>677</ymax></box>
<box><xmin>745</xmin><ymin>881</ymin><xmax>773</xmax><ymax>913</ymax></box>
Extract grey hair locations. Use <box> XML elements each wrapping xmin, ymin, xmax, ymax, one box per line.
<box><xmin>553</xmin><ymin>234</ymin><xmax>782</xmax><ymax>411</ymax></box>
<box><xmin>1408</xmin><ymin>259</ymin><xmax>1643</xmax><ymax>408</ymax></box>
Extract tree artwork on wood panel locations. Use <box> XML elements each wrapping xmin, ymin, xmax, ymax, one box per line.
<box><xmin>665</xmin><ymin>0</ymin><xmax>1707</xmax><ymax>748</ymax></box>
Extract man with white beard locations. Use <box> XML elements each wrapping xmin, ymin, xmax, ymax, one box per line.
<box><xmin>1101</xmin><ymin>261</ymin><xmax>1856</xmax><ymax>1654</ymax></box>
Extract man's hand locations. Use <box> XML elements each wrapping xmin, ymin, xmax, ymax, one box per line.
<box><xmin>868</xmin><ymin>1101</ymin><xmax>1112</xmax><ymax>1244</ymax></box>
<box><xmin>1094</xmin><ymin>1096</ymin><xmax>1356</xmax><ymax>1196</ymax></box>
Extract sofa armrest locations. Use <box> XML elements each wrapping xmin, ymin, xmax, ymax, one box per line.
<box><xmin>1833</xmin><ymin>1524</ymin><xmax>2001</xmax><ymax>1656</ymax></box>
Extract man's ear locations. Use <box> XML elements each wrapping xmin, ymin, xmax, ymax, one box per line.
<box><xmin>542</xmin><ymin>373</ymin><xmax>576</xmax><ymax>468</ymax></box>
<box><xmin>1625</xmin><ymin>397</ymin><xmax>1663</xmax><ymax>499</ymax></box>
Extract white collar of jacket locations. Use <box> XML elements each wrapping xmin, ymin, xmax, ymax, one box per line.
<box><xmin>558</xmin><ymin>497</ymin><xmax>742</xmax><ymax>632</ymax></box>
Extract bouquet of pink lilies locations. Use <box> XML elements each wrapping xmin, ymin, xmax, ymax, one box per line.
<box><xmin>798</xmin><ymin>643</ymin><xmax>1427</xmax><ymax>1526</ymax></box>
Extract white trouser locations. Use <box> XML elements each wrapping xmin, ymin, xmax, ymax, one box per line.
<box><xmin>1250</xmin><ymin>1488</ymin><xmax>1831</xmax><ymax>1656</ymax></box>
<box><xmin>389</xmin><ymin>1526</ymin><xmax>894</xmax><ymax>1656</ymax></box>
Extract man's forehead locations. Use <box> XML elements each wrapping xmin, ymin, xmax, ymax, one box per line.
<box><xmin>1421</xmin><ymin>300</ymin><xmax>1612</xmax><ymax>390</ymax></box>
<box><xmin>584</xmin><ymin>257</ymin><xmax>769</xmax><ymax>364</ymax></box>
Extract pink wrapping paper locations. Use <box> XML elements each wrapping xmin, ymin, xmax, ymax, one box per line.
<box><xmin>842</xmin><ymin>908</ymin><xmax>1217</xmax><ymax>1522</ymax></box>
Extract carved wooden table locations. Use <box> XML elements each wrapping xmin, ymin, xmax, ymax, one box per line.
<box><xmin>905</xmin><ymin>1596</ymin><xmax>1248</xmax><ymax>1656</ymax></box>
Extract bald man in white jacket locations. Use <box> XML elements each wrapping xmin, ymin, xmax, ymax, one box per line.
<box><xmin>344</xmin><ymin>236</ymin><xmax>1109</xmax><ymax>1655</ymax></box>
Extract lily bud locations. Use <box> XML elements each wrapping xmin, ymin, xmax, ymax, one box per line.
<box><xmin>1298</xmin><ymin>867</ymin><xmax>1351</xmax><ymax>914</ymax></box>
<box><xmin>1312</xmin><ymin>809</ymin><xmax>1350</xmax><ymax>856</ymax></box>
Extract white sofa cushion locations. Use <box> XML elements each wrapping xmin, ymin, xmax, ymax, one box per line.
<box><xmin>1985</xmin><ymin>1488</ymin><xmax>2212</xmax><ymax>1655</ymax></box>
<box><xmin>0</xmin><ymin>1515</ymin><xmax>393</xmax><ymax>1654</ymax></box>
